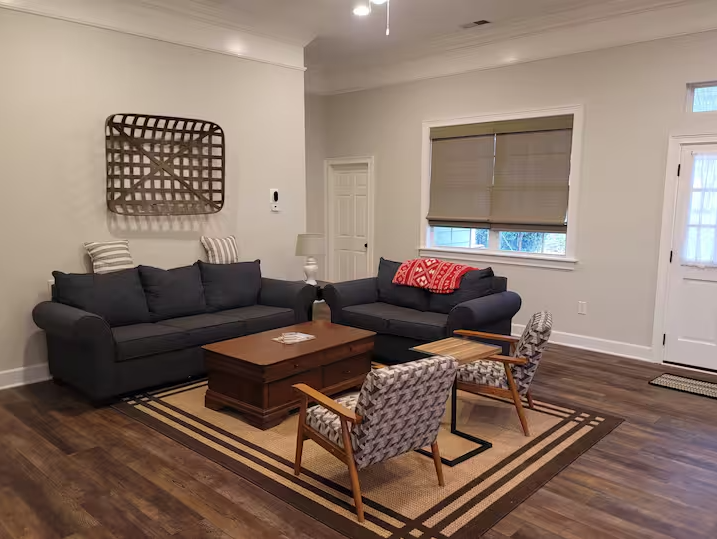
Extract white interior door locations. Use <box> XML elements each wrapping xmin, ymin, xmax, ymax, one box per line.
<box><xmin>665</xmin><ymin>146</ymin><xmax>717</xmax><ymax>371</ymax></box>
<box><xmin>327</xmin><ymin>161</ymin><xmax>372</xmax><ymax>282</ymax></box>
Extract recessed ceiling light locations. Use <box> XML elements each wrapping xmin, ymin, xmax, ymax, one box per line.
<box><xmin>353</xmin><ymin>3</ymin><xmax>371</xmax><ymax>16</ymax></box>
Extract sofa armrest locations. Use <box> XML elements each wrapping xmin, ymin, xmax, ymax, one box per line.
<box><xmin>447</xmin><ymin>291</ymin><xmax>522</xmax><ymax>336</ymax></box>
<box><xmin>259</xmin><ymin>278</ymin><xmax>317</xmax><ymax>323</ymax></box>
<box><xmin>32</xmin><ymin>301</ymin><xmax>113</xmax><ymax>342</ymax></box>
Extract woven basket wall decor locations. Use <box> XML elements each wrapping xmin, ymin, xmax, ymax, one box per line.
<box><xmin>105</xmin><ymin>114</ymin><xmax>225</xmax><ymax>216</ymax></box>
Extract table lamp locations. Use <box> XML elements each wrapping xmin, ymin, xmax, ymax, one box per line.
<box><xmin>295</xmin><ymin>233</ymin><xmax>326</xmax><ymax>285</ymax></box>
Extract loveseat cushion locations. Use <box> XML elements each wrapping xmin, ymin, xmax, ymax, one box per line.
<box><xmin>342</xmin><ymin>302</ymin><xmax>448</xmax><ymax>341</ymax></box>
<box><xmin>429</xmin><ymin>268</ymin><xmax>496</xmax><ymax>314</ymax></box>
<box><xmin>199</xmin><ymin>260</ymin><xmax>262</xmax><ymax>311</ymax></box>
<box><xmin>217</xmin><ymin>305</ymin><xmax>295</xmax><ymax>335</ymax></box>
<box><xmin>112</xmin><ymin>323</ymin><xmax>190</xmax><ymax>361</ymax></box>
<box><xmin>53</xmin><ymin>268</ymin><xmax>150</xmax><ymax>327</ymax></box>
<box><xmin>139</xmin><ymin>264</ymin><xmax>207</xmax><ymax>321</ymax></box>
<box><xmin>157</xmin><ymin>313</ymin><xmax>246</xmax><ymax>346</ymax></box>
<box><xmin>377</xmin><ymin>258</ymin><xmax>430</xmax><ymax>311</ymax></box>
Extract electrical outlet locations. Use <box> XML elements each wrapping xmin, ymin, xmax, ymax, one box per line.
<box><xmin>578</xmin><ymin>301</ymin><xmax>588</xmax><ymax>315</ymax></box>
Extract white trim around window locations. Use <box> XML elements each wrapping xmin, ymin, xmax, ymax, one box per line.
<box><xmin>418</xmin><ymin>105</ymin><xmax>584</xmax><ymax>271</ymax></box>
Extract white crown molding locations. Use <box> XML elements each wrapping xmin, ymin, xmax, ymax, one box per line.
<box><xmin>512</xmin><ymin>324</ymin><xmax>655</xmax><ymax>363</ymax></box>
<box><xmin>308</xmin><ymin>0</ymin><xmax>717</xmax><ymax>94</ymax></box>
<box><xmin>0</xmin><ymin>0</ymin><xmax>306</xmax><ymax>71</ymax></box>
<box><xmin>0</xmin><ymin>363</ymin><xmax>51</xmax><ymax>391</ymax></box>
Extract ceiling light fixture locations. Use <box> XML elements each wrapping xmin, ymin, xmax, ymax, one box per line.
<box><xmin>353</xmin><ymin>1</ymin><xmax>371</xmax><ymax>16</ymax></box>
<box><xmin>353</xmin><ymin>0</ymin><xmax>392</xmax><ymax>36</ymax></box>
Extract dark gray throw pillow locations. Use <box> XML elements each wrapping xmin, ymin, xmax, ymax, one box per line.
<box><xmin>376</xmin><ymin>258</ymin><xmax>430</xmax><ymax>311</ymax></box>
<box><xmin>138</xmin><ymin>263</ymin><xmax>207</xmax><ymax>321</ymax></box>
<box><xmin>198</xmin><ymin>260</ymin><xmax>262</xmax><ymax>311</ymax></box>
<box><xmin>52</xmin><ymin>268</ymin><xmax>150</xmax><ymax>327</ymax></box>
<box><xmin>429</xmin><ymin>267</ymin><xmax>495</xmax><ymax>314</ymax></box>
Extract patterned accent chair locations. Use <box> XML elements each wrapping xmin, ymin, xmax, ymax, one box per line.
<box><xmin>293</xmin><ymin>356</ymin><xmax>458</xmax><ymax>522</ymax></box>
<box><xmin>455</xmin><ymin>311</ymin><xmax>552</xmax><ymax>436</ymax></box>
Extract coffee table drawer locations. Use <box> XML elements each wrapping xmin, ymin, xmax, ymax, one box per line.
<box><xmin>323</xmin><ymin>354</ymin><xmax>371</xmax><ymax>388</ymax></box>
<box><xmin>268</xmin><ymin>368</ymin><xmax>322</xmax><ymax>408</ymax></box>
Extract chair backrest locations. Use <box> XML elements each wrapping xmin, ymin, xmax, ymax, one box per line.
<box><xmin>351</xmin><ymin>356</ymin><xmax>457</xmax><ymax>470</ymax></box>
<box><xmin>511</xmin><ymin>311</ymin><xmax>553</xmax><ymax>395</ymax></box>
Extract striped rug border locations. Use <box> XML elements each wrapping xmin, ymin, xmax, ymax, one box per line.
<box><xmin>114</xmin><ymin>382</ymin><xmax>622</xmax><ymax>539</ymax></box>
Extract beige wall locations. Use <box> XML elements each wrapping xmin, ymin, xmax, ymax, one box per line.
<box><xmin>305</xmin><ymin>92</ymin><xmax>327</xmax><ymax>279</ymax></box>
<box><xmin>0</xmin><ymin>9</ymin><xmax>306</xmax><ymax>374</ymax></box>
<box><xmin>307</xmin><ymin>30</ymin><xmax>717</xmax><ymax>353</ymax></box>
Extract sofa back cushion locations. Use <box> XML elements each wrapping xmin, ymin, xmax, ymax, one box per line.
<box><xmin>139</xmin><ymin>263</ymin><xmax>207</xmax><ymax>321</ymax></box>
<box><xmin>199</xmin><ymin>260</ymin><xmax>262</xmax><ymax>311</ymax></box>
<box><xmin>377</xmin><ymin>258</ymin><xmax>430</xmax><ymax>311</ymax></box>
<box><xmin>428</xmin><ymin>267</ymin><xmax>496</xmax><ymax>314</ymax></box>
<box><xmin>52</xmin><ymin>268</ymin><xmax>150</xmax><ymax>327</ymax></box>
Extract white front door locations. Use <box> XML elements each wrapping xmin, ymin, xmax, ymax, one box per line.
<box><xmin>327</xmin><ymin>161</ymin><xmax>372</xmax><ymax>282</ymax></box>
<box><xmin>665</xmin><ymin>146</ymin><xmax>717</xmax><ymax>371</ymax></box>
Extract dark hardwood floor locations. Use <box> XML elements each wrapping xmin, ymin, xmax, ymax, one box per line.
<box><xmin>2</xmin><ymin>309</ymin><xmax>717</xmax><ymax>538</ymax></box>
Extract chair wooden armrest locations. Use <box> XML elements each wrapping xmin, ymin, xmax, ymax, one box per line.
<box><xmin>454</xmin><ymin>330</ymin><xmax>519</xmax><ymax>343</ymax></box>
<box><xmin>479</xmin><ymin>354</ymin><xmax>529</xmax><ymax>366</ymax></box>
<box><xmin>293</xmin><ymin>384</ymin><xmax>362</xmax><ymax>424</ymax></box>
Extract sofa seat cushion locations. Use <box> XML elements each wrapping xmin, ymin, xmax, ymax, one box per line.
<box><xmin>113</xmin><ymin>324</ymin><xmax>190</xmax><ymax>362</ymax></box>
<box><xmin>217</xmin><ymin>305</ymin><xmax>295</xmax><ymax>335</ymax></box>
<box><xmin>342</xmin><ymin>303</ymin><xmax>448</xmax><ymax>341</ymax></box>
<box><xmin>157</xmin><ymin>313</ymin><xmax>246</xmax><ymax>347</ymax></box>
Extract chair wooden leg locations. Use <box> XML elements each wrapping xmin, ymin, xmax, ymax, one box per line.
<box><xmin>431</xmin><ymin>442</ymin><xmax>445</xmax><ymax>487</ymax></box>
<box><xmin>526</xmin><ymin>390</ymin><xmax>535</xmax><ymax>410</ymax></box>
<box><xmin>294</xmin><ymin>396</ymin><xmax>307</xmax><ymax>476</ymax></box>
<box><xmin>505</xmin><ymin>365</ymin><xmax>530</xmax><ymax>436</ymax></box>
<box><xmin>340</xmin><ymin>417</ymin><xmax>364</xmax><ymax>523</ymax></box>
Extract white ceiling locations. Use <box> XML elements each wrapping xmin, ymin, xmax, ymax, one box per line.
<box><xmin>141</xmin><ymin>0</ymin><xmax>701</xmax><ymax>69</ymax></box>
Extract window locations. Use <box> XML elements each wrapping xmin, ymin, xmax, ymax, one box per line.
<box><xmin>689</xmin><ymin>82</ymin><xmax>717</xmax><ymax>113</ymax></box>
<box><xmin>425</xmin><ymin>113</ymin><xmax>573</xmax><ymax>259</ymax></box>
<box><xmin>683</xmin><ymin>153</ymin><xmax>717</xmax><ymax>265</ymax></box>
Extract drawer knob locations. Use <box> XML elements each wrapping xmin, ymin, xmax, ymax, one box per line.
<box><xmin>294</xmin><ymin>364</ymin><xmax>300</xmax><ymax>369</ymax></box>
<box><xmin>343</xmin><ymin>370</ymin><xmax>352</xmax><ymax>375</ymax></box>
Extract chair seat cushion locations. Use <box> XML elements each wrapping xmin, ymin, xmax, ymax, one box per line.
<box><xmin>305</xmin><ymin>392</ymin><xmax>359</xmax><ymax>449</ymax></box>
<box><xmin>457</xmin><ymin>360</ymin><xmax>508</xmax><ymax>390</ymax></box>
<box><xmin>156</xmin><ymin>313</ymin><xmax>246</xmax><ymax>346</ymax></box>
<box><xmin>217</xmin><ymin>305</ymin><xmax>295</xmax><ymax>335</ymax></box>
<box><xmin>342</xmin><ymin>303</ymin><xmax>447</xmax><ymax>341</ymax></box>
<box><xmin>113</xmin><ymin>324</ymin><xmax>190</xmax><ymax>362</ymax></box>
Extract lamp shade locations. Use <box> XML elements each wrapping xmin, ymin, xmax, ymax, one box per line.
<box><xmin>295</xmin><ymin>233</ymin><xmax>325</xmax><ymax>256</ymax></box>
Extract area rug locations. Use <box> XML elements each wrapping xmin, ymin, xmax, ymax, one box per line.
<box><xmin>650</xmin><ymin>373</ymin><xmax>717</xmax><ymax>400</ymax></box>
<box><xmin>114</xmin><ymin>381</ymin><xmax>622</xmax><ymax>539</ymax></box>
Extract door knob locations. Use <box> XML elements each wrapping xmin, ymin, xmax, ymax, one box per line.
<box><xmin>364</xmin><ymin>243</ymin><xmax>368</xmax><ymax>248</ymax></box>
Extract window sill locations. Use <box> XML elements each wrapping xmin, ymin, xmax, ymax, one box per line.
<box><xmin>418</xmin><ymin>247</ymin><xmax>578</xmax><ymax>271</ymax></box>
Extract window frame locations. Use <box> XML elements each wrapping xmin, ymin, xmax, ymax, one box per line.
<box><xmin>687</xmin><ymin>82</ymin><xmax>717</xmax><ymax>114</ymax></box>
<box><xmin>419</xmin><ymin>105</ymin><xmax>583</xmax><ymax>271</ymax></box>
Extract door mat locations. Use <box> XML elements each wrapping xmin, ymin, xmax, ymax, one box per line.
<box><xmin>649</xmin><ymin>373</ymin><xmax>717</xmax><ymax>400</ymax></box>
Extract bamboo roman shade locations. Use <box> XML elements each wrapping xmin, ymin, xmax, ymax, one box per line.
<box><xmin>427</xmin><ymin>114</ymin><xmax>573</xmax><ymax>232</ymax></box>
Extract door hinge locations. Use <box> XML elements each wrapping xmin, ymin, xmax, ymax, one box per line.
<box><xmin>677</xmin><ymin>164</ymin><xmax>681</xmax><ymax>177</ymax></box>
<box><xmin>669</xmin><ymin>250</ymin><xmax>673</xmax><ymax>263</ymax></box>
<box><xmin>663</xmin><ymin>334</ymin><xmax>666</xmax><ymax>346</ymax></box>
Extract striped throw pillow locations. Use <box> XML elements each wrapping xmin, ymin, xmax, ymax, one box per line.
<box><xmin>200</xmin><ymin>235</ymin><xmax>239</xmax><ymax>264</ymax></box>
<box><xmin>84</xmin><ymin>240</ymin><xmax>135</xmax><ymax>274</ymax></box>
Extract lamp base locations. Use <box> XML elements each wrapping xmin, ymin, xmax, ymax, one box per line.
<box><xmin>303</xmin><ymin>256</ymin><xmax>319</xmax><ymax>286</ymax></box>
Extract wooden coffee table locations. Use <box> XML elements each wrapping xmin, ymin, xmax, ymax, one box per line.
<box><xmin>202</xmin><ymin>321</ymin><xmax>375</xmax><ymax>430</ymax></box>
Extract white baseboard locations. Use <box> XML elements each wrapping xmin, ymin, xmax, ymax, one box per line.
<box><xmin>512</xmin><ymin>324</ymin><xmax>654</xmax><ymax>363</ymax></box>
<box><xmin>0</xmin><ymin>363</ymin><xmax>51</xmax><ymax>391</ymax></box>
